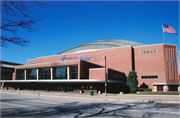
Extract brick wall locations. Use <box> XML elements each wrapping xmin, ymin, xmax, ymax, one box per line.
<box><xmin>26</xmin><ymin>46</ymin><xmax>133</xmax><ymax>77</ymax></box>
<box><xmin>134</xmin><ymin>44</ymin><xmax>179</xmax><ymax>90</ymax></box>
<box><xmin>89</xmin><ymin>68</ymin><xmax>108</xmax><ymax>80</ymax></box>
<box><xmin>80</xmin><ymin>61</ymin><xmax>103</xmax><ymax>79</ymax></box>
<box><xmin>165</xmin><ymin>45</ymin><xmax>179</xmax><ymax>83</ymax></box>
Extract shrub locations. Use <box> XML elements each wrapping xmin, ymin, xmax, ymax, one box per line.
<box><xmin>137</xmin><ymin>87</ymin><xmax>152</xmax><ymax>92</ymax></box>
<box><xmin>126</xmin><ymin>70</ymin><xmax>138</xmax><ymax>93</ymax></box>
<box><xmin>130</xmin><ymin>88</ymin><xmax>137</xmax><ymax>93</ymax></box>
<box><xmin>143</xmin><ymin>88</ymin><xmax>152</xmax><ymax>92</ymax></box>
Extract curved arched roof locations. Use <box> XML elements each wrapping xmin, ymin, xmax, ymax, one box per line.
<box><xmin>58</xmin><ymin>40</ymin><xmax>145</xmax><ymax>55</ymax></box>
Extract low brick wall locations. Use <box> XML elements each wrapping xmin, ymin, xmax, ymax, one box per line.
<box><xmin>74</xmin><ymin>90</ymin><xmax>81</xmax><ymax>93</ymax></box>
<box><xmin>3</xmin><ymin>87</ymin><xmax>15</xmax><ymax>90</ymax></box>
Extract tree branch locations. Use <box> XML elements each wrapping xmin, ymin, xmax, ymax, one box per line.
<box><xmin>1</xmin><ymin>36</ymin><xmax>30</xmax><ymax>47</ymax></box>
<box><xmin>34</xmin><ymin>0</ymin><xmax>47</xmax><ymax>8</ymax></box>
<box><xmin>1</xmin><ymin>0</ymin><xmax>47</xmax><ymax>47</ymax></box>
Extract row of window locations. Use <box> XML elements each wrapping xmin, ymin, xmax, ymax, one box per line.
<box><xmin>17</xmin><ymin>66</ymin><xmax>78</xmax><ymax>80</ymax></box>
<box><xmin>140</xmin><ymin>49</ymin><xmax>157</xmax><ymax>55</ymax></box>
<box><xmin>1</xmin><ymin>70</ymin><xmax>13</xmax><ymax>80</ymax></box>
<box><xmin>141</xmin><ymin>75</ymin><xmax>158</xmax><ymax>79</ymax></box>
<box><xmin>29</xmin><ymin>62</ymin><xmax>36</xmax><ymax>65</ymax></box>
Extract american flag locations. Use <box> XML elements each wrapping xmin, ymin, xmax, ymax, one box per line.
<box><xmin>163</xmin><ymin>24</ymin><xmax>177</xmax><ymax>35</ymax></box>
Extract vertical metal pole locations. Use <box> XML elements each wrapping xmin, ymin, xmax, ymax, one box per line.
<box><xmin>162</xmin><ymin>22</ymin><xmax>165</xmax><ymax>44</ymax></box>
<box><xmin>162</xmin><ymin>22</ymin><xmax>168</xmax><ymax>91</ymax></box>
<box><xmin>104</xmin><ymin>56</ymin><xmax>107</xmax><ymax>96</ymax></box>
<box><xmin>178</xmin><ymin>3</ymin><xmax>180</xmax><ymax>90</ymax></box>
<box><xmin>179</xmin><ymin>5</ymin><xmax>180</xmax><ymax>89</ymax></box>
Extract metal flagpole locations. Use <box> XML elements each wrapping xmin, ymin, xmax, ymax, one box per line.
<box><xmin>162</xmin><ymin>22</ymin><xmax>165</xmax><ymax>44</ymax></box>
<box><xmin>162</xmin><ymin>22</ymin><xmax>168</xmax><ymax>91</ymax></box>
<box><xmin>102</xmin><ymin>56</ymin><xmax>107</xmax><ymax>96</ymax></box>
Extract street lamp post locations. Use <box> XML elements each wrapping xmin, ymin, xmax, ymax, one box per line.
<box><xmin>102</xmin><ymin>56</ymin><xmax>107</xmax><ymax>96</ymax></box>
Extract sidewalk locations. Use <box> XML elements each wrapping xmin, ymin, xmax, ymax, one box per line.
<box><xmin>1</xmin><ymin>89</ymin><xmax>180</xmax><ymax>104</ymax></box>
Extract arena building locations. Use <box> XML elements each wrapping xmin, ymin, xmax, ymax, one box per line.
<box><xmin>1</xmin><ymin>40</ymin><xmax>179</xmax><ymax>93</ymax></box>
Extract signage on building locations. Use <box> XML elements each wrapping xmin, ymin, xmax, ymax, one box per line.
<box><xmin>60</xmin><ymin>55</ymin><xmax>91</xmax><ymax>61</ymax></box>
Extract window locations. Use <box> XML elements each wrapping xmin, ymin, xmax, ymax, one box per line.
<box><xmin>141</xmin><ymin>75</ymin><xmax>158</xmax><ymax>79</ymax></box>
<box><xmin>144</xmin><ymin>51</ymin><xmax>146</xmax><ymax>54</ymax></box>
<box><xmin>19</xmin><ymin>70</ymin><xmax>25</xmax><ymax>80</ymax></box>
<box><xmin>39</xmin><ymin>68</ymin><xmax>51</xmax><ymax>80</ymax></box>
<box><xmin>70</xmin><ymin>66</ymin><xmax>78</xmax><ymax>79</ymax></box>
<box><xmin>150</xmin><ymin>50</ymin><xmax>153</xmax><ymax>53</ymax></box>
<box><xmin>27</xmin><ymin>69</ymin><xmax>37</xmax><ymax>80</ymax></box>
<box><xmin>16</xmin><ymin>69</ymin><xmax>25</xmax><ymax>80</ymax></box>
<box><xmin>54</xmin><ymin>67</ymin><xmax>67</xmax><ymax>79</ymax></box>
<box><xmin>140</xmin><ymin>49</ymin><xmax>157</xmax><ymax>55</ymax></box>
<box><xmin>1</xmin><ymin>69</ymin><xmax>13</xmax><ymax>80</ymax></box>
<box><xmin>29</xmin><ymin>62</ymin><xmax>36</xmax><ymax>65</ymax></box>
<box><xmin>153</xmin><ymin>50</ymin><xmax>156</xmax><ymax>53</ymax></box>
<box><xmin>147</xmin><ymin>50</ymin><xmax>149</xmax><ymax>54</ymax></box>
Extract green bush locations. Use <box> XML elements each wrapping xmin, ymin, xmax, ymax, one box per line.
<box><xmin>130</xmin><ymin>88</ymin><xmax>137</xmax><ymax>93</ymax></box>
<box><xmin>137</xmin><ymin>87</ymin><xmax>152</xmax><ymax>92</ymax></box>
<box><xmin>144</xmin><ymin>88</ymin><xmax>152</xmax><ymax>92</ymax></box>
<box><xmin>137</xmin><ymin>88</ymin><xmax>143</xmax><ymax>91</ymax></box>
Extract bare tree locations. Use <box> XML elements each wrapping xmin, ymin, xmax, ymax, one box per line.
<box><xmin>0</xmin><ymin>0</ymin><xmax>47</xmax><ymax>47</ymax></box>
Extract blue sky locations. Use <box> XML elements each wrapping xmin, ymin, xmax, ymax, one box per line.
<box><xmin>1</xmin><ymin>1</ymin><xmax>179</xmax><ymax>72</ymax></box>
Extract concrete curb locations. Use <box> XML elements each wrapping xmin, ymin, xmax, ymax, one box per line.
<box><xmin>1</xmin><ymin>91</ymin><xmax>180</xmax><ymax>104</ymax></box>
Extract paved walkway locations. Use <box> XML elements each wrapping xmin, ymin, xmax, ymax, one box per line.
<box><xmin>1</xmin><ymin>89</ymin><xmax>180</xmax><ymax>104</ymax></box>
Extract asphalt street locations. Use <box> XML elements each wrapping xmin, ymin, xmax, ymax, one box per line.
<box><xmin>1</xmin><ymin>90</ymin><xmax>180</xmax><ymax>118</ymax></box>
<box><xmin>1</xmin><ymin>90</ymin><xmax>180</xmax><ymax>104</ymax></box>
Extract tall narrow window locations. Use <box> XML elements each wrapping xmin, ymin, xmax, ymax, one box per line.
<box><xmin>70</xmin><ymin>66</ymin><xmax>78</xmax><ymax>79</ymax></box>
<box><xmin>19</xmin><ymin>70</ymin><xmax>25</xmax><ymax>80</ymax></box>
<box><xmin>54</xmin><ymin>67</ymin><xmax>67</xmax><ymax>79</ymax></box>
<box><xmin>153</xmin><ymin>50</ymin><xmax>157</xmax><ymax>53</ymax></box>
<box><xmin>150</xmin><ymin>50</ymin><xmax>153</xmax><ymax>53</ymax></box>
<box><xmin>39</xmin><ymin>68</ymin><xmax>50</xmax><ymax>80</ymax></box>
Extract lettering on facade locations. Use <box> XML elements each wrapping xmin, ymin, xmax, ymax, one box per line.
<box><xmin>60</xmin><ymin>55</ymin><xmax>91</xmax><ymax>61</ymax></box>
